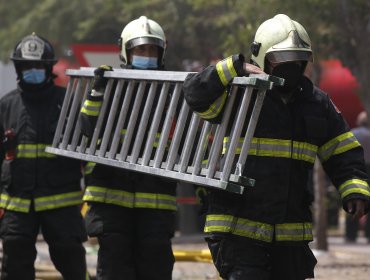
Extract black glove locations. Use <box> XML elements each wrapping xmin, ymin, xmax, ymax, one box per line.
<box><xmin>92</xmin><ymin>65</ymin><xmax>113</xmax><ymax>92</ymax></box>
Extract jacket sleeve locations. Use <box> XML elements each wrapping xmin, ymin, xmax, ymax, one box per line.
<box><xmin>183</xmin><ymin>54</ymin><xmax>245</xmax><ymax>123</ymax></box>
<box><xmin>318</xmin><ymin>95</ymin><xmax>370</xmax><ymax>211</ymax></box>
<box><xmin>79</xmin><ymin>92</ymin><xmax>104</xmax><ymax>138</ymax></box>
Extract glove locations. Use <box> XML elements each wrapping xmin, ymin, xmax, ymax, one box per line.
<box><xmin>92</xmin><ymin>65</ymin><xmax>113</xmax><ymax>93</ymax></box>
<box><xmin>243</xmin><ymin>62</ymin><xmax>264</xmax><ymax>76</ymax></box>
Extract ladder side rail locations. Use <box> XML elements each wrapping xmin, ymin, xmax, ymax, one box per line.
<box><xmin>178</xmin><ymin>113</ymin><xmax>200</xmax><ymax>173</ymax></box>
<box><xmin>233</xmin><ymin>73</ymin><xmax>281</xmax><ymax>175</ymax></box>
<box><xmin>154</xmin><ymin>83</ymin><xmax>182</xmax><ymax>168</ymax></box>
<box><xmin>51</xmin><ymin>77</ymin><xmax>76</xmax><ymax>148</ymax></box>
<box><xmin>142</xmin><ymin>82</ymin><xmax>170</xmax><ymax>166</ymax></box>
<box><xmin>98</xmin><ymin>80</ymin><xmax>125</xmax><ymax>157</ymax></box>
<box><xmin>206</xmin><ymin>87</ymin><xmax>238</xmax><ymax>179</ymax></box>
<box><xmin>108</xmin><ymin>80</ymin><xmax>135</xmax><ymax>159</ymax></box>
<box><xmin>165</xmin><ymin>101</ymin><xmax>190</xmax><ymax>170</ymax></box>
<box><xmin>119</xmin><ymin>81</ymin><xmax>146</xmax><ymax>161</ymax></box>
<box><xmin>77</xmin><ymin>78</ymin><xmax>94</xmax><ymax>154</ymax></box>
<box><xmin>220</xmin><ymin>86</ymin><xmax>253</xmax><ymax>181</ymax></box>
<box><xmin>236</xmin><ymin>88</ymin><xmax>267</xmax><ymax>176</ymax></box>
<box><xmin>88</xmin><ymin>79</ymin><xmax>114</xmax><ymax>155</ymax></box>
<box><xmin>129</xmin><ymin>81</ymin><xmax>158</xmax><ymax>164</ymax></box>
<box><xmin>192</xmin><ymin>120</ymin><xmax>212</xmax><ymax>175</ymax></box>
<box><xmin>44</xmin><ymin>147</ymin><xmax>242</xmax><ymax>193</ymax></box>
<box><xmin>70</xmin><ymin>78</ymin><xmax>92</xmax><ymax>151</ymax></box>
<box><xmin>105</xmin><ymin>68</ymin><xmax>194</xmax><ymax>82</ymax></box>
<box><xmin>60</xmin><ymin>77</ymin><xmax>85</xmax><ymax>150</ymax></box>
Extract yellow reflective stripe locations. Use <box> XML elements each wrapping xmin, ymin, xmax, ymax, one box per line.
<box><xmin>318</xmin><ymin>132</ymin><xmax>360</xmax><ymax>162</ymax></box>
<box><xmin>83</xmin><ymin>186</ymin><xmax>134</xmax><ymax>208</ymax></box>
<box><xmin>84</xmin><ymin>162</ymin><xmax>96</xmax><ymax>175</ymax></box>
<box><xmin>205</xmin><ymin>214</ymin><xmax>313</xmax><ymax>243</ymax></box>
<box><xmin>134</xmin><ymin>192</ymin><xmax>177</xmax><ymax>210</ymax></box>
<box><xmin>0</xmin><ymin>194</ymin><xmax>31</xmax><ymax>213</ymax></box>
<box><xmin>222</xmin><ymin>137</ymin><xmax>317</xmax><ymax>163</ymax></box>
<box><xmin>120</xmin><ymin>129</ymin><xmax>127</xmax><ymax>142</ymax></box>
<box><xmin>16</xmin><ymin>144</ymin><xmax>56</xmax><ymax>158</ymax></box>
<box><xmin>153</xmin><ymin>133</ymin><xmax>161</xmax><ymax>148</ymax></box>
<box><xmin>34</xmin><ymin>191</ymin><xmax>83</xmax><ymax>211</ymax></box>
<box><xmin>292</xmin><ymin>141</ymin><xmax>317</xmax><ymax>163</ymax></box>
<box><xmin>197</xmin><ymin>91</ymin><xmax>228</xmax><ymax>119</ymax></box>
<box><xmin>204</xmin><ymin>214</ymin><xmax>235</xmax><ymax>232</ymax></box>
<box><xmin>216</xmin><ymin>56</ymin><xmax>237</xmax><ymax>86</ymax></box>
<box><xmin>232</xmin><ymin>217</ymin><xmax>274</xmax><ymax>242</ymax></box>
<box><xmin>338</xmin><ymin>179</ymin><xmax>370</xmax><ymax>199</ymax></box>
<box><xmin>275</xmin><ymin>223</ymin><xmax>313</xmax><ymax>241</ymax></box>
<box><xmin>204</xmin><ymin>214</ymin><xmax>273</xmax><ymax>242</ymax></box>
<box><xmin>81</xmin><ymin>100</ymin><xmax>102</xmax><ymax>116</ymax></box>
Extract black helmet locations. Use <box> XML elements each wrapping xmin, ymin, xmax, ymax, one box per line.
<box><xmin>11</xmin><ymin>32</ymin><xmax>57</xmax><ymax>64</ymax></box>
<box><xmin>11</xmin><ymin>33</ymin><xmax>58</xmax><ymax>91</ymax></box>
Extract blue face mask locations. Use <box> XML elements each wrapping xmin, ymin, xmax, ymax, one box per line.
<box><xmin>22</xmin><ymin>69</ymin><xmax>46</xmax><ymax>84</ymax></box>
<box><xmin>131</xmin><ymin>55</ymin><xmax>158</xmax><ymax>69</ymax></box>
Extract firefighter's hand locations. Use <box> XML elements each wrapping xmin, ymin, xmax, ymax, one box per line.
<box><xmin>0</xmin><ymin>208</ymin><xmax>4</xmax><ymax>219</ymax></box>
<box><xmin>243</xmin><ymin>63</ymin><xmax>264</xmax><ymax>75</ymax></box>
<box><xmin>346</xmin><ymin>199</ymin><xmax>368</xmax><ymax>220</ymax></box>
<box><xmin>92</xmin><ymin>65</ymin><xmax>113</xmax><ymax>93</ymax></box>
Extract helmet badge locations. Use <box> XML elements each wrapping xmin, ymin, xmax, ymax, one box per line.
<box><xmin>20</xmin><ymin>35</ymin><xmax>45</xmax><ymax>60</ymax></box>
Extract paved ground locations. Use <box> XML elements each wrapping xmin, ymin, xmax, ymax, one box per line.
<box><xmin>1</xmin><ymin>234</ymin><xmax>370</xmax><ymax>279</ymax></box>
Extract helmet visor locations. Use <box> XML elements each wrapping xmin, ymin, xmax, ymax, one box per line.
<box><xmin>126</xmin><ymin>37</ymin><xmax>165</xmax><ymax>50</ymax></box>
<box><xmin>266</xmin><ymin>50</ymin><xmax>313</xmax><ymax>64</ymax></box>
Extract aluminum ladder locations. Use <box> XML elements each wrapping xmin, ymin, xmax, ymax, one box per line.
<box><xmin>46</xmin><ymin>68</ymin><xmax>283</xmax><ymax>194</ymax></box>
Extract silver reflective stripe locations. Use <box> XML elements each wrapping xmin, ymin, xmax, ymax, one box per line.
<box><xmin>275</xmin><ymin>223</ymin><xmax>313</xmax><ymax>241</ymax></box>
<box><xmin>216</xmin><ymin>56</ymin><xmax>237</xmax><ymax>86</ymax></box>
<box><xmin>81</xmin><ymin>100</ymin><xmax>102</xmax><ymax>116</ymax></box>
<box><xmin>205</xmin><ymin>214</ymin><xmax>313</xmax><ymax>243</ymax></box>
<box><xmin>318</xmin><ymin>132</ymin><xmax>360</xmax><ymax>162</ymax></box>
<box><xmin>17</xmin><ymin>144</ymin><xmax>57</xmax><ymax>158</ymax></box>
<box><xmin>0</xmin><ymin>194</ymin><xmax>31</xmax><ymax>213</ymax></box>
<box><xmin>204</xmin><ymin>214</ymin><xmax>273</xmax><ymax>242</ymax></box>
<box><xmin>197</xmin><ymin>91</ymin><xmax>228</xmax><ymax>120</ymax></box>
<box><xmin>34</xmin><ymin>191</ymin><xmax>83</xmax><ymax>211</ymax></box>
<box><xmin>223</xmin><ymin>137</ymin><xmax>317</xmax><ymax>163</ymax></box>
<box><xmin>338</xmin><ymin>179</ymin><xmax>370</xmax><ymax>199</ymax></box>
<box><xmin>83</xmin><ymin>186</ymin><xmax>134</xmax><ymax>208</ymax></box>
<box><xmin>134</xmin><ymin>193</ymin><xmax>177</xmax><ymax>210</ymax></box>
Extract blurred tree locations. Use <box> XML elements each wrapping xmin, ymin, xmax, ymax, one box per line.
<box><xmin>0</xmin><ymin>0</ymin><xmax>369</xmax><ymax>100</ymax></box>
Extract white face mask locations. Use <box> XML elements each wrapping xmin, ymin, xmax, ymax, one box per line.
<box><xmin>22</xmin><ymin>68</ymin><xmax>46</xmax><ymax>84</ymax></box>
<box><xmin>131</xmin><ymin>55</ymin><xmax>158</xmax><ymax>69</ymax></box>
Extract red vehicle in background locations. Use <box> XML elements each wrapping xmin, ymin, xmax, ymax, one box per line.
<box><xmin>319</xmin><ymin>59</ymin><xmax>363</xmax><ymax>128</ymax></box>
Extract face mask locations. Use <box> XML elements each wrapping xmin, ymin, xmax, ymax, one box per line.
<box><xmin>271</xmin><ymin>62</ymin><xmax>304</xmax><ymax>93</ymax></box>
<box><xmin>131</xmin><ymin>55</ymin><xmax>158</xmax><ymax>69</ymax></box>
<box><xmin>22</xmin><ymin>68</ymin><xmax>46</xmax><ymax>84</ymax></box>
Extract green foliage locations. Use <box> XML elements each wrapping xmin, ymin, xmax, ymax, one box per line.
<box><xmin>0</xmin><ymin>0</ymin><xmax>369</xmax><ymax>103</ymax></box>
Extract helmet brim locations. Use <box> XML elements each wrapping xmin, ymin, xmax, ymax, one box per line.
<box><xmin>266</xmin><ymin>50</ymin><xmax>313</xmax><ymax>64</ymax></box>
<box><xmin>125</xmin><ymin>37</ymin><xmax>165</xmax><ymax>50</ymax></box>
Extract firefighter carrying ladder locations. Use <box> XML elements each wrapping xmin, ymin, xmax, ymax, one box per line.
<box><xmin>46</xmin><ymin>68</ymin><xmax>283</xmax><ymax>194</ymax></box>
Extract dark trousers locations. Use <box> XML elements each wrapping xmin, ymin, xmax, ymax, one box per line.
<box><xmin>207</xmin><ymin>234</ymin><xmax>317</xmax><ymax>280</ymax></box>
<box><xmin>85</xmin><ymin>203</ymin><xmax>175</xmax><ymax>280</ymax></box>
<box><xmin>0</xmin><ymin>206</ymin><xmax>88</xmax><ymax>280</ymax></box>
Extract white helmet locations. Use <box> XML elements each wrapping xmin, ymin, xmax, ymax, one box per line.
<box><xmin>251</xmin><ymin>14</ymin><xmax>313</xmax><ymax>71</ymax></box>
<box><xmin>119</xmin><ymin>16</ymin><xmax>167</xmax><ymax>67</ymax></box>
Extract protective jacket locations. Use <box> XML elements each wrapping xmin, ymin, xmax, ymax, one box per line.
<box><xmin>183</xmin><ymin>54</ymin><xmax>370</xmax><ymax>244</ymax></box>
<box><xmin>0</xmin><ymin>82</ymin><xmax>83</xmax><ymax>213</ymax></box>
<box><xmin>79</xmin><ymin>77</ymin><xmax>177</xmax><ymax>211</ymax></box>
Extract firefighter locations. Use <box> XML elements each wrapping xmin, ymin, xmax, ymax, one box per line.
<box><xmin>183</xmin><ymin>14</ymin><xmax>370</xmax><ymax>279</ymax></box>
<box><xmin>80</xmin><ymin>16</ymin><xmax>176</xmax><ymax>280</ymax></box>
<box><xmin>345</xmin><ymin>111</ymin><xmax>370</xmax><ymax>243</ymax></box>
<box><xmin>0</xmin><ymin>33</ymin><xmax>88</xmax><ymax>279</ymax></box>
